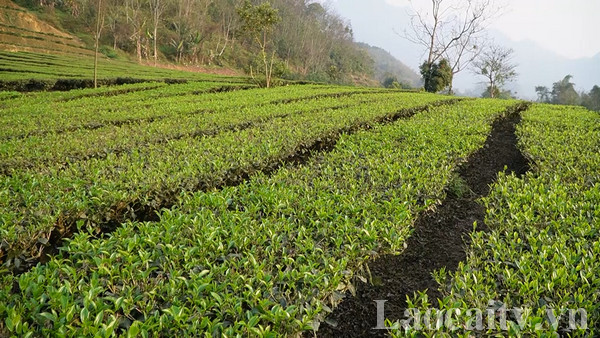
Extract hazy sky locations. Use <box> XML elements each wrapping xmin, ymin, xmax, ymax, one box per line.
<box><xmin>323</xmin><ymin>0</ymin><xmax>600</xmax><ymax>60</ymax></box>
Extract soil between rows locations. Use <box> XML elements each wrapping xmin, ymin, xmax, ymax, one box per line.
<box><xmin>314</xmin><ymin>104</ymin><xmax>531</xmax><ymax>337</ymax></box>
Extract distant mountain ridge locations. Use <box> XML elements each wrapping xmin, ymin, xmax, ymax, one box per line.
<box><xmin>496</xmin><ymin>31</ymin><xmax>600</xmax><ymax>99</ymax></box>
<box><xmin>453</xmin><ymin>31</ymin><xmax>600</xmax><ymax>99</ymax></box>
<box><xmin>357</xmin><ymin>42</ymin><xmax>422</xmax><ymax>87</ymax></box>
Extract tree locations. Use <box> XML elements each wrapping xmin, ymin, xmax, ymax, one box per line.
<box><xmin>382</xmin><ymin>76</ymin><xmax>411</xmax><ymax>89</ymax></box>
<box><xmin>125</xmin><ymin>0</ymin><xmax>146</xmax><ymax>62</ymax></box>
<box><xmin>420</xmin><ymin>58</ymin><xmax>453</xmax><ymax>93</ymax></box>
<box><xmin>472</xmin><ymin>45</ymin><xmax>517</xmax><ymax>98</ymax></box>
<box><xmin>208</xmin><ymin>0</ymin><xmax>238</xmax><ymax>64</ymax></box>
<box><xmin>551</xmin><ymin>75</ymin><xmax>580</xmax><ymax>106</ymax></box>
<box><xmin>404</xmin><ymin>0</ymin><xmax>503</xmax><ymax>93</ymax></box>
<box><xmin>105</xmin><ymin>3</ymin><xmax>124</xmax><ymax>50</ymax></box>
<box><xmin>21</xmin><ymin>0</ymin><xmax>373</xmax><ymax>85</ymax></box>
<box><xmin>535</xmin><ymin>86</ymin><xmax>551</xmax><ymax>103</ymax></box>
<box><xmin>482</xmin><ymin>86</ymin><xmax>513</xmax><ymax>99</ymax></box>
<box><xmin>237</xmin><ymin>0</ymin><xmax>281</xmax><ymax>88</ymax></box>
<box><xmin>148</xmin><ymin>0</ymin><xmax>168</xmax><ymax>66</ymax></box>
<box><xmin>93</xmin><ymin>0</ymin><xmax>107</xmax><ymax>88</ymax></box>
<box><xmin>581</xmin><ymin>85</ymin><xmax>600</xmax><ymax>112</ymax></box>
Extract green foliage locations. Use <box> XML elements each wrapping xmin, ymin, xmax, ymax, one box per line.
<box><xmin>236</xmin><ymin>1</ymin><xmax>282</xmax><ymax>88</ymax></box>
<box><xmin>446</xmin><ymin>175</ymin><xmax>471</xmax><ymax>198</ymax></box>
<box><xmin>0</xmin><ymin>51</ymin><xmax>249</xmax><ymax>90</ymax></box>
<box><xmin>481</xmin><ymin>86</ymin><xmax>514</xmax><ymax>99</ymax></box>
<box><xmin>99</xmin><ymin>46</ymin><xmax>117</xmax><ymax>59</ymax></box>
<box><xmin>392</xmin><ymin>104</ymin><xmax>600</xmax><ymax>336</ymax></box>
<box><xmin>0</xmin><ymin>94</ymin><xmax>515</xmax><ymax>336</ymax></box>
<box><xmin>473</xmin><ymin>45</ymin><xmax>518</xmax><ymax>98</ymax></box>
<box><xmin>358</xmin><ymin>43</ymin><xmax>421</xmax><ymax>88</ymax></box>
<box><xmin>535</xmin><ymin>85</ymin><xmax>551</xmax><ymax>103</ymax></box>
<box><xmin>10</xmin><ymin>0</ymin><xmax>42</xmax><ymax>11</ymax></box>
<box><xmin>551</xmin><ymin>75</ymin><xmax>580</xmax><ymax>105</ymax></box>
<box><xmin>581</xmin><ymin>85</ymin><xmax>600</xmax><ymax>112</ymax></box>
<box><xmin>0</xmin><ymin>84</ymin><xmax>449</xmax><ymax>265</ymax></box>
<box><xmin>4</xmin><ymin>0</ymin><xmax>374</xmax><ymax>85</ymax></box>
<box><xmin>537</xmin><ymin>77</ymin><xmax>600</xmax><ymax>111</ymax></box>
<box><xmin>237</xmin><ymin>1</ymin><xmax>281</xmax><ymax>37</ymax></box>
<box><xmin>420</xmin><ymin>59</ymin><xmax>452</xmax><ymax>93</ymax></box>
<box><xmin>382</xmin><ymin>76</ymin><xmax>411</xmax><ymax>90</ymax></box>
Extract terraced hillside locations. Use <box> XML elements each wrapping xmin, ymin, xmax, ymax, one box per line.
<box><xmin>0</xmin><ymin>0</ymin><xmax>90</xmax><ymax>56</ymax></box>
<box><xmin>0</xmin><ymin>2</ymin><xmax>248</xmax><ymax>90</ymax></box>
<box><xmin>0</xmin><ymin>51</ymin><xmax>251</xmax><ymax>91</ymax></box>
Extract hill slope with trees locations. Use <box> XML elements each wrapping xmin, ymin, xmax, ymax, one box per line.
<box><xmin>357</xmin><ymin>42</ymin><xmax>421</xmax><ymax>88</ymax></box>
<box><xmin>4</xmin><ymin>0</ymin><xmax>381</xmax><ymax>85</ymax></box>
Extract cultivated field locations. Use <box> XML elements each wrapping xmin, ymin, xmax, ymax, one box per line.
<box><xmin>0</xmin><ymin>52</ymin><xmax>598</xmax><ymax>337</ymax></box>
<box><xmin>0</xmin><ymin>51</ymin><xmax>250</xmax><ymax>91</ymax></box>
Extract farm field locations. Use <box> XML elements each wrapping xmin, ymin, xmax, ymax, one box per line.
<box><xmin>0</xmin><ymin>51</ymin><xmax>251</xmax><ymax>91</ymax></box>
<box><xmin>0</xmin><ymin>0</ymin><xmax>597</xmax><ymax>335</ymax></box>
<box><xmin>0</xmin><ymin>56</ymin><xmax>599</xmax><ymax>337</ymax></box>
<box><xmin>390</xmin><ymin>104</ymin><xmax>600</xmax><ymax>336</ymax></box>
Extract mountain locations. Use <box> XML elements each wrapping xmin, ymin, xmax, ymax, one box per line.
<box><xmin>323</xmin><ymin>0</ymin><xmax>599</xmax><ymax>98</ymax></box>
<box><xmin>453</xmin><ymin>30</ymin><xmax>600</xmax><ymax>99</ymax></box>
<box><xmin>512</xmin><ymin>46</ymin><xmax>600</xmax><ymax>100</ymax></box>
<box><xmin>358</xmin><ymin>43</ymin><xmax>422</xmax><ymax>87</ymax></box>
<box><xmin>494</xmin><ymin>31</ymin><xmax>600</xmax><ymax>99</ymax></box>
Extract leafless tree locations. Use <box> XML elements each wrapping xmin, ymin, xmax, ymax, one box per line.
<box><xmin>125</xmin><ymin>0</ymin><xmax>146</xmax><ymax>62</ymax></box>
<box><xmin>403</xmin><ymin>0</ymin><xmax>505</xmax><ymax>92</ymax></box>
<box><xmin>148</xmin><ymin>0</ymin><xmax>167</xmax><ymax>66</ymax></box>
<box><xmin>93</xmin><ymin>0</ymin><xmax>106</xmax><ymax>88</ymax></box>
<box><xmin>472</xmin><ymin>44</ymin><xmax>517</xmax><ymax>98</ymax></box>
<box><xmin>212</xmin><ymin>3</ymin><xmax>237</xmax><ymax>62</ymax></box>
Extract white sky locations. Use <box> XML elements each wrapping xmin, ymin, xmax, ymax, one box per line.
<box><xmin>491</xmin><ymin>0</ymin><xmax>599</xmax><ymax>59</ymax></box>
<box><xmin>328</xmin><ymin>0</ymin><xmax>600</xmax><ymax>59</ymax></box>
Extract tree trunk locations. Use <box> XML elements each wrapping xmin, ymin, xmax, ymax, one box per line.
<box><xmin>153</xmin><ymin>24</ymin><xmax>158</xmax><ymax>66</ymax></box>
<box><xmin>136</xmin><ymin>35</ymin><xmax>142</xmax><ymax>62</ymax></box>
<box><xmin>94</xmin><ymin>37</ymin><xmax>99</xmax><ymax>89</ymax></box>
<box><xmin>93</xmin><ymin>0</ymin><xmax>103</xmax><ymax>89</ymax></box>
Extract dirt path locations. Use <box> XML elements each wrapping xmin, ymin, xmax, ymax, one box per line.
<box><xmin>314</xmin><ymin>104</ymin><xmax>531</xmax><ymax>337</ymax></box>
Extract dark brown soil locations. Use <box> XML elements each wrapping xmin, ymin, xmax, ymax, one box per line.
<box><xmin>313</xmin><ymin>103</ymin><xmax>531</xmax><ymax>338</ymax></box>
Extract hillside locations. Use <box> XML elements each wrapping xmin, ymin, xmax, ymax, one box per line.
<box><xmin>0</xmin><ymin>1</ymin><xmax>254</xmax><ymax>91</ymax></box>
<box><xmin>0</xmin><ymin>0</ymin><xmax>380</xmax><ymax>86</ymax></box>
<box><xmin>358</xmin><ymin>42</ymin><xmax>422</xmax><ymax>87</ymax></box>
<box><xmin>0</xmin><ymin>0</ymin><xmax>92</xmax><ymax>55</ymax></box>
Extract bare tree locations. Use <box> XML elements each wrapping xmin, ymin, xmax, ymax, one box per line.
<box><xmin>404</xmin><ymin>0</ymin><xmax>504</xmax><ymax>92</ymax></box>
<box><xmin>472</xmin><ymin>44</ymin><xmax>517</xmax><ymax>98</ymax></box>
<box><xmin>93</xmin><ymin>0</ymin><xmax>106</xmax><ymax>89</ymax></box>
<box><xmin>105</xmin><ymin>0</ymin><xmax>126</xmax><ymax>50</ymax></box>
<box><xmin>125</xmin><ymin>0</ymin><xmax>146</xmax><ymax>62</ymax></box>
<box><xmin>211</xmin><ymin>1</ymin><xmax>237</xmax><ymax>63</ymax></box>
<box><xmin>148</xmin><ymin>0</ymin><xmax>168</xmax><ymax>66</ymax></box>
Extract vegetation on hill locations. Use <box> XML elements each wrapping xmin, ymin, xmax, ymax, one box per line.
<box><xmin>357</xmin><ymin>43</ymin><xmax>421</xmax><ymax>88</ymax></box>
<box><xmin>0</xmin><ymin>51</ymin><xmax>250</xmax><ymax>91</ymax></box>
<box><xmin>7</xmin><ymin>0</ymin><xmax>375</xmax><ymax>85</ymax></box>
<box><xmin>536</xmin><ymin>75</ymin><xmax>600</xmax><ymax>112</ymax></box>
